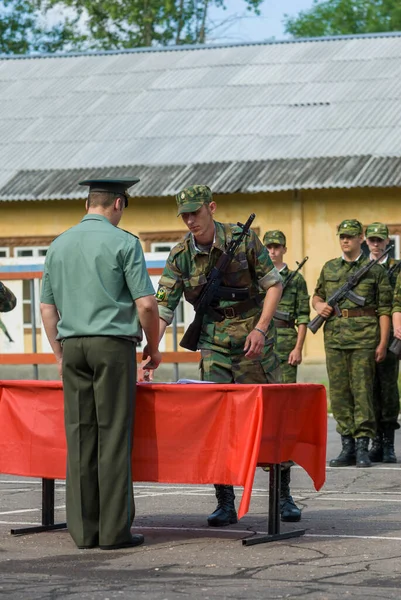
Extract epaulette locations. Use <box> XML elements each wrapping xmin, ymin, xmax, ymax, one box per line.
<box><xmin>169</xmin><ymin>239</ymin><xmax>187</xmax><ymax>259</ymax></box>
<box><xmin>120</xmin><ymin>228</ymin><xmax>139</xmax><ymax>239</ymax></box>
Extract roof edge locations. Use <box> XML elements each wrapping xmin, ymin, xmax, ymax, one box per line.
<box><xmin>1</xmin><ymin>31</ymin><xmax>401</xmax><ymax>61</ymax></box>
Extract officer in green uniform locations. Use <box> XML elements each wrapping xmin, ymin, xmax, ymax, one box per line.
<box><xmin>263</xmin><ymin>230</ymin><xmax>310</xmax><ymax>383</ymax></box>
<box><xmin>312</xmin><ymin>219</ymin><xmax>392</xmax><ymax>468</ymax></box>
<box><xmin>156</xmin><ymin>185</ymin><xmax>302</xmax><ymax>526</ymax></box>
<box><xmin>365</xmin><ymin>222</ymin><xmax>400</xmax><ymax>463</ymax></box>
<box><xmin>40</xmin><ymin>177</ymin><xmax>161</xmax><ymax>550</ymax></box>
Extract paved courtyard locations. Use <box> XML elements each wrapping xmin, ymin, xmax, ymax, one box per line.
<box><xmin>1</xmin><ymin>417</ymin><xmax>401</xmax><ymax>599</ymax></box>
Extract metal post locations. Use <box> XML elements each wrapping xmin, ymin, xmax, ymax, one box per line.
<box><xmin>29</xmin><ymin>279</ymin><xmax>39</xmax><ymax>380</ymax></box>
<box><xmin>172</xmin><ymin>311</ymin><xmax>179</xmax><ymax>381</ymax></box>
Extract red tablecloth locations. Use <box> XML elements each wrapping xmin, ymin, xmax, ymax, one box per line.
<box><xmin>0</xmin><ymin>381</ymin><xmax>327</xmax><ymax>518</ymax></box>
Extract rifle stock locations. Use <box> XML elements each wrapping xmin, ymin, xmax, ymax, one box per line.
<box><xmin>307</xmin><ymin>314</ymin><xmax>325</xmax><ymax>334</ymax></box>
<box><xmin>180</xmin><ymin>312</ymin><xmax>204</xmax><ymax>352</ymax></box>
<box><xmin>389</xmin><ymin>337</ymin><xmax>401</xmax><ymax>358</ymax></box>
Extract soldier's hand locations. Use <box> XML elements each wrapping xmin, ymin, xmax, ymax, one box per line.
<box><xmin>394</xmin><ymin>326</ymin><xmax>401</xmax><ymax>340</ymax></box>
<box><xmin>288</xmin><ymin>348</ymin><xmax>302</xmax><ymax>366</ymax></box>
<box><xmin>56</xmin><ymin>357</ymin><xmax>63</xmax><ymax>380</ymax></box>
<box><xmin>315</xmin><ymin>302</ymin><xmax>333</xmax><ymax>318</ymax></box>
<box><xmin>244</xmin><ymin>329</ymin><xmax>265</xmax><ymax>358</ymax></box>
<box><xmin>375</xmin><ymin>344</ymin><xmax>387</xmax><ymax>363</ymax></box>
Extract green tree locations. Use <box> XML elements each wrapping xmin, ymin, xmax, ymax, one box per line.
<box><xmin>284</xmin><ymin>0</ymin><xmax>401</xmax><ymax>38</ymax></box>
<box><xmin>31</xmin><ymin>0</ymin><xmax>265</xmax><ymax>52</ymax></box>
<box><xmin>0</xmin><ymin>0</ymin><xmax>84</xmax><ymax>54</ymax></box>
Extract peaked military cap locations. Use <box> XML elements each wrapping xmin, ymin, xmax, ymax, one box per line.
<box><xmin>365</xmin><ymin>222</ymin><xmax>389</xmax><ymax>240</ymax></box>
<box><xmin>79</xmin><ymin>177</ymin><xmax>140</xmax><ymax>207</ymax></box>
<box><xmin>337</xmin><ymin>219</ymin><xmax>363</xmax><ymax>236</ymax></box>
<box><xmin>263</xmin><ymin>230</ymin><xmax>286</xmax><ymax>246</ymax></box>
<box><xmin>176</xmin><ymin>185</ymin><xmax>213</xmax><ymax>216</ymax></box>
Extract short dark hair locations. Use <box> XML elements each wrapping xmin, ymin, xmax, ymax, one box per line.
<box><xmin>87</xmin><ymin>190</ymin><xmax>123</xmax><ymax>208</ymax></box>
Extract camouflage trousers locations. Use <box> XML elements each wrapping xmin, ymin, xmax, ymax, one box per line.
<box><xmin>325</xmin><ymin>347</ymin><xmax>376</xmax><ymax>439</ymax></box>
<box><xmin>276</xmin><ymin>329</ymin><xmax>298</xmax><ymax>383</ymax></box>
<box><xmin>200</xmin><ymin>344</ymin><xmax>281</xmax><ymax>384</ymax></box>
<box><xmin>373</xmin><ymin>349</ymin><xmax>400</xmax><ymax>432</ymax></box>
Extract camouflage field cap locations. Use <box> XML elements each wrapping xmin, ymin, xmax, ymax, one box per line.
<box><xmin>337</xmin><ymin>219</ymin><xmax>363</xmax><ymax>236</ymax></box>
<box><xmin>79</xmin><ymin>177</ymin><xmax>140</xmax><ymax>207</ymax></box>
<box><xmin>176</xmin><ymin>185</ymin><xmax>213</xmax><ymax>216</ymax></box>
<box><xmin>365</xmin><ymin>222</ymin><xmax>389</xmax><ymax>240</ymax></box>
<box><xmin>263</xmin><ymin>230</ymin><xmax>286</xmax><ymax>246</ymax></box>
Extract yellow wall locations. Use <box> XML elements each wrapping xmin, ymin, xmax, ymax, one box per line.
<box><xmin>2</xmin><ymin>187</ymin><xmax>400</xmax><ymax>361</ymax></box>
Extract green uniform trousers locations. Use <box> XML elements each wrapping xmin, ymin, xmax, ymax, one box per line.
<box><xmin>62</xmin><ymin>336</ymin><xmax>136</xmax><ymax>548</ymax></box>
<box><xmin>276</xmin><ymin>329</ymin><xmax>297</xmax><ymax>383</ymax></box>
<box><xmin>373</xmin><ymin>349</ymin><xmax>400</xmax><ymax>432</ymax></box>
<box><xmin>325</xmin><ymin>347</ymin><xmax>376</xmax><ymax>439</ymax></box>
<box><xmin>200</xmin><ymin>343</ymin><xmax>281</xmax><ymax>384</ymax></box>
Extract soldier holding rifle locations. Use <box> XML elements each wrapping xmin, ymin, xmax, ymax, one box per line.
<box><xmin>155</xmin><ymin>185</ymin><xmax>299</xmax><ymax>527</ymax></box>
<box><xmin>365</xmin><ymin>223</ymin><xmax>400</xmax><ymax>463</ymax></box>
<box><xmin>311</xmin><ymin>219</ymin><xmax>392</xmax><ymax>468</ymax></box>
<box><xmin>263</xmin><ymin>230</ymin><xmax>310</xmax><ymax>384</ymax></box>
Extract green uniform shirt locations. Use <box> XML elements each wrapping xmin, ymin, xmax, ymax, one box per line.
<box><xmin>392</xmin><ymin>269</ymin><xmax>401</xmax><ymax>313</ymax></box>
<box><xmin>314</xmin><ymin>254</ymin><xmax>392</xmax><ymax>349</ymax></box>
<box><xmin>41</xmin><ymin>214</ymin><xmax>154</xmax><ymax>341</ymax></box>
<box><xmin>275</xmin><ymin>266</ymin><xmax>310</xmax><ymax>357</ymax></box>
<box><xmin>156</xmin><ymin>220</ymin><xmax>281</xmax><ymax>352</ymax></box>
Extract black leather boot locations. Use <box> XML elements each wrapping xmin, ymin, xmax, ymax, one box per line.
<box><xmin>207</xmin><ymin>485</ymin><xmax>238</xmax><ymax>527</ymax></box>
<box><xmin>382</xmin><ymin>429</ymin><xmax>397</xmax><ymax>463</ymax></box>
<box><xmin>356</xmin><ymin>436</ymin><xmax>371</xmax><ymax>467</ymax></box>
<box><xmin>368</xmin><ymin>434</ymin><xmax>383</xmax><ymax>462</ymax></box>
<box><xmin>280</xmin><ymin>467</ymin><xmax>301</xmax><ymax>522</ymax></box>
<box><xmin>329</xmin><ymin>435</ymin><xmax>356</xmax><ymax>467</ymax></box>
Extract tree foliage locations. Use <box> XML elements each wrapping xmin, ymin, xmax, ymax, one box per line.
<box><xmin>0</xmin><ymin>0</ymin><xmax>264</xmax><ymax>55</ymax></box>
<box><xmin>284</xmin><ymin>0</ymin><xmax>401</xmax><ymax>38</ymax></box>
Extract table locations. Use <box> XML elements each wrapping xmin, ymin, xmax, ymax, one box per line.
<box><xmin>0</xmin><ymin>380</ymin><xmax>327</xmax><ymax>545</ymax></box>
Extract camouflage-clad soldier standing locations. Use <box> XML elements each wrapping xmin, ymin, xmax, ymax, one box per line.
<box><xmin>156</xmin><ymin>185</ymin><xmax>303</xmax><ymax>526</ymax></box>
<box><xmin>365</xmin><ymin>223</ymin><xmax>400</xmax><ymax>463</ymax></box>
<box><xmin>312</xmin><ymin>219</ymin><xmax>392</xmax><ymax>468</ymax></box>
<box><xmin>263</xmin><ymin>230</ymin><xmax>310</xmax><ymax>383</ymax></box>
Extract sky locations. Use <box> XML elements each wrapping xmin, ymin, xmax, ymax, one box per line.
<box><xmin>208</xmin><ymin>0</ymin><xmax>316</xmax><ymax>44</ymax></box>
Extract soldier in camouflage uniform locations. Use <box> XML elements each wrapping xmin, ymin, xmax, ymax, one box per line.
<box><xmin>312</xmin><ymin>219</ymin><xmax>392</xmax><ymax>468</ymax></box>
<box><xmin>365</xmin><ymin>223</ymin><xmax>400</xmax><ymax>463</ymax></box>
<box><xmin>263</xmin><ymin>230</ymin><xmax>310</xmax><ymax>384</ymax></box>
<box><xmin>156</xmin><ymin>185</ymin><xmax>303</xmax><ymax>526</ymax></box>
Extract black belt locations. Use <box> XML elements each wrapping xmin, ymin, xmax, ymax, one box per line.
<box><xmin>212</xmin><ymin>294</ymin><xmax>264</xmax><ymax>319</ymax></box>
<box><xmin>274</xmin><ymin>318</ymin><xmax>295</xmax><ymax>329</ymax></box>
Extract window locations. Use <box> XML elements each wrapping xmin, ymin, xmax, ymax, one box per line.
<box><xmin>0</xmin><ymin>247</ymin><xmax>10</xmax><ymax>258</ymax></box>
<box><xmin>15</xmin><ymin>246</ymin><xmax>48</xmax><ymax>258</ymax></box>
<box><xmin>150</xmin><ymin>242</ymin><xmax>177</xmax><ymax>253</ymax></box>
<box><xmin>15</xmin><ymin>246</ymin><xmax>49</xmax><ymax>328</ymax></box>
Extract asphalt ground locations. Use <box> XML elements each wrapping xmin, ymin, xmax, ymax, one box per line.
<box><xmin>1</xmin><ymin>417</ymin><xmax>401</xmax><ymax>600</ymax></box>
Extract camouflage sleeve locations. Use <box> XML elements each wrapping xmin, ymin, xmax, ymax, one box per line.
<box><xmin>0</xmin><ymin>281</ymin><xmax>17</xmax><ymax>312</ymax></box>
<box><xmin>156</xmin><ymin>255</ymin><xmax>185</xmax><ymax>325</ymax></box>
<box><xmin>376</xmin><ymin>267</ymin><xmax>392</xmax><ymax>317</ymax></box>
<box><xmin>248</xmin><ymin>231</ymin><xmax>282</xmax><ymax>290</ymax></box>
<box><xmin>313</xmin><ymin>266</ymin><xmax>327</xmax><ymax>300</ymax></box>
<box><xmin>295</xmin><ymin>273</ymin><xmax>310</xmax><ymax>325</ymax></box>
<box><xmin>392</xmin><ymin>272</ymin><xmax>401</xmax><ymax>314</ymax></box>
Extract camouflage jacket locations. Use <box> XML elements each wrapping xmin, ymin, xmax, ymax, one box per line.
<box><xmin>392</xmin><ymin>270</ymin><xmax>401</xmax><ymax>314</ymax></box>
<box><xmin>0</xmin><ymin>281</ymin><xmax>17</xmax><ymax>312</ymax></box>
<box><xmin>314</xmin><ymin>254</ymin><xmax>392</xmax><ymax>349</ymax></box>
<box><xmin>382</xmin><ymin>257</ymin><xmax>401</xmax><ymax>290</ymax></box>
<box><xmin>276</xmin><ymin>266</ymin><xmax>310</xmax><ymax>328</ymax></box>
<box><xmin>156</xmin><ymin>221</ymin><xmax>281</xmax><ymax>352</ymax></box>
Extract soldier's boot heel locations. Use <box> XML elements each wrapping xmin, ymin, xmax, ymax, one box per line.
<box><xmin>356</xmin><ymin>437</ymin><xmax>371</xmax><ymax>467</ymax></box>
<box><xmin>382</xmin><ymin>430</ymin><xmax>397</xmax><ymax>463</ymax></box>
<box><xmin>207</xmin><ymin>485</ymin><xmax>238</xmax><ymax>527</ymax></box>
<box><xmin>329</xmin><ymin>435</ymin><xmax>356</xmax><ymax>467</ymax></box>
<box><xmin>368</xmin><ymin>434</ymin><xmax>383</xmax><ymax>462</ymax></box>
<box><xmin>280</xmin><ymin>467</ymin><xmax>301</xmax><ymax>522</ymax></box>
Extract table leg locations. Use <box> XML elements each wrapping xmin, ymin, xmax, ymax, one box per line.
<box><xmin>242</xmin><ymin>463</ymin><xmax>305</xmax><ymax>546</ymax></box>
<box><xmin>11</xmin><ymin>478</ymin><xmax>67</xmax><ymax>535</ymax></box>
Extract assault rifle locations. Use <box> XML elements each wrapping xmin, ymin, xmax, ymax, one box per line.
<box><xmin>308</xmin><ymin>245</ymin><xmax>394</xmax><ymax>334</ymax></box>
<box><xmin>179</xmin><ymin>213</ymin><xmax>255</xmax><ymax>352</ymax></box>
<box><xmin>274</xmin><ymin>256</ymin><xmax>309</xmax><ymax>323</ymax></box>
<box><xmin>388</xmin><ymin>260</ymin><xmax>401</xmax><ymax>281</ymax></box>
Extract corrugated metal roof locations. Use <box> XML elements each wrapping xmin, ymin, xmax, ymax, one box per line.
<box><xmin>2</xmin><ymin>33</ymin><xmax>401</xmax><ymax>198</ymax></box>
<box><xmin>2</xmin><ymin>155</ymin><xmax>401</xmax><ymax>201</ymax></box>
